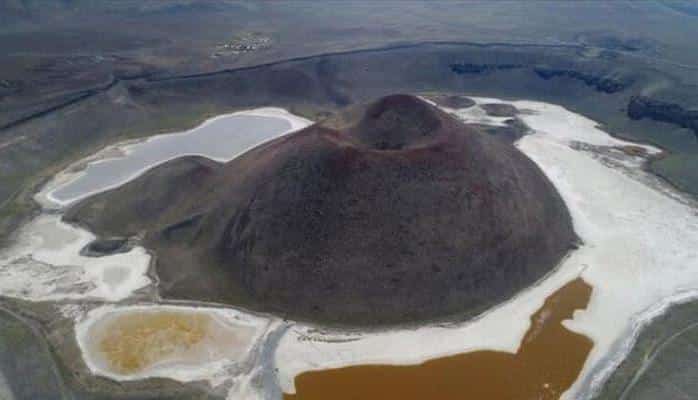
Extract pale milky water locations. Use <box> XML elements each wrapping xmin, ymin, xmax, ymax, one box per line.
<box><xmin>49</xmin><ymin>115</ymin><xmax>291</xmax><ymax>206</ymax></box>
<box><xmin>0</xmin><ymin>108</ymin><xmax>312</xmax><ymax>303</ymax></box>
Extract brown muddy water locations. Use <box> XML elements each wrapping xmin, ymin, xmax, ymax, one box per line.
<box><xmin>285</xmin><ymin>278</ymin><xmax>593</xmax><ymax>400</ymax></box>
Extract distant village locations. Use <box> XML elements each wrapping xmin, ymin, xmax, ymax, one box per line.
<box><xmin>212</xmin><ymin>33</ymin><xmax>272</xmax><ymax>57</ymax></box>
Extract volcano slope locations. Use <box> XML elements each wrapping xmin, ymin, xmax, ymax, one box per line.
<box><xmin>66</xmin><ymin>95</ymin><xmax>576</xmax><ymax>325</ymax></box>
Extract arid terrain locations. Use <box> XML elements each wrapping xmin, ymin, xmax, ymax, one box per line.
<box><xmin>1</xmin><ymin>2</ymin><xmax>698</xmax><ymax>400</ymax></box>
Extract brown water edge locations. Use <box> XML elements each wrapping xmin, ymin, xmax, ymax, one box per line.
<box><xmin>285</xmin><ymin>278</ymin><xmax>593</xmax><ymax>400</ymax></box>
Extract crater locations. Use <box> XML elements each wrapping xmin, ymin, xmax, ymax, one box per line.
<box><xmin>67</xmin><ymin>94</ymin><xmax>577</xmax><ymax>326</ymax></box>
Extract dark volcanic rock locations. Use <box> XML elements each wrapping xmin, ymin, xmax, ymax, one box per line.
<box><xmin>80</xmin><ymin>237</ymin><xmax>131</xmax><ymax>257</ymax></box>
<box><xmin>67</xmin><ymin>95</ymin><xmax>576</xmax><ymax>325</ymax></box>
<box><xmin>475</xmin><ymin>118</ymin><xmax>530</xmax><ymax>143</ymax></box>
<box><xmin>480</xmin><ymin>103</ymin><xmax>519</xmax><ymax>117</ymax></box>
<box><xmin>628</xmin><ymin>96</ymin><xmax>698</xmax><ymax>138</ymax></box>
<box><xmin>449</xmin><ymin>63</ymin><xmax>522</xmax><ymax>75</ymax></box>
<box><xmin>534</xmin><ymin>67</ymin><xmax>632</xmax><ymax>93</ymax></box>
<box><xmin>427</xmin><ymin>95</ymin><xmax>476</xmax><ymax>109</ymax></box>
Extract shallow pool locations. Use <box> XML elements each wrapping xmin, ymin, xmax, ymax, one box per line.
<box><xmin>48</xmin><ymin>114</ymin><xmax>293</xmax><ymax>206</ymax></box>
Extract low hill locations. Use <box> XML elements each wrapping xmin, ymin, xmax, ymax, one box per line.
<box><xmin>66</xmin><ymin>94</ymin><xmax>576</xmax><ymax>325</ymax></box>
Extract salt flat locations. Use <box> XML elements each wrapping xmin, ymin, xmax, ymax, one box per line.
<box><xmin>74</xmin><ymin>304</ymin><xmax>270</xmax><ymax>384</ymax></box>
<box><xmin>515</xmin><ymin>100</ymin><xmax>698</xmax><ymax>399</ymax></box>
<box><xmin>0</xmin><ymin>214</ymin><xmax>151</xmax><ymax>301</ymax></box>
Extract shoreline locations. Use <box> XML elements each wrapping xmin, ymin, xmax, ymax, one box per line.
<box><xmin>36</xmin><ymin>107</ymin><xmax>312</xmax><ymax>210</ymax></box>
<box><xmin>272</xmin><ymin>99</ymin><xmax>698</xmax><ymax>400</ymax></box>
<box><xmin>512</xmin><ymin>100</ymin><xmax>698</xmax><ymax>400</ymax></box>
<box><xmin>73</xmin><ymin>303</ymin><xmax>271</xmax><ymax>385</ymax></box>
<box><xmin>284</xmin><ymin>278</ymin><xmax>594</xmax><ymax>400</ymax></box>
